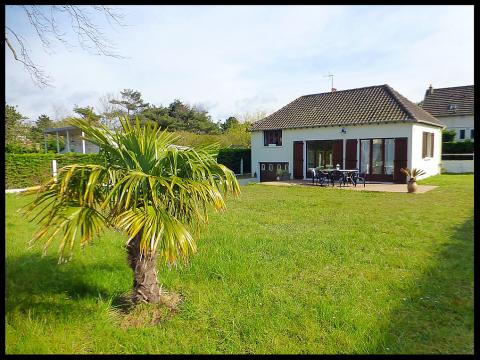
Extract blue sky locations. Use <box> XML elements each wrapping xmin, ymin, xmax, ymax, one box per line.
<box><xmin>5</xmin><ymin>5</ymin><xmax>474</xmax><ymax>124</ymax></box>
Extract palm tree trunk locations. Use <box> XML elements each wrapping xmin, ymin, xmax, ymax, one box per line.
<box><xmin>126</xmin><ymin>233</ymin><xmax>162</xmax><ymax>304</ymax></box>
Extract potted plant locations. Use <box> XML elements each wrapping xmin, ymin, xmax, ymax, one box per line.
<box><xmin>276</xmin><ymin>168</ymin><xmax>282</xmax><ymax>181</ymax></box>
<box><xmin>400</xmin><ymin>168</ymin><xmax>426</xmax><ymax>193</ymax></box>
<box><xmin>275</xmin><ymin>168</ymin><xmax>291</xmax><ymax>181</ymax></box>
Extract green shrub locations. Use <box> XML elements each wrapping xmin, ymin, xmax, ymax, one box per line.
<box><xmin>217</xmin><ymin>148</ymin><xmax>251</xmax><ymax>174</ymax></box>
<box><xmin>5</xmin><ymin>148</ymin><xmax>250</xmax><ymax>188</ymax></box>
<box><xmin>5</xmin><ymin>143</ymin><xmax>38</xmax><ymax>154</ymax></box>
<box><xmin>442</xmin><ymin>129</ymin><xmax>457</xmax><ymax>142</ymax></box>
<box><xmin>5</xmin><ymin>153</ymin><xmax>104</xmax><ymax>189</ymax></box>
<box><xmin>442</xmin><ymin>140</ymin><xmax>474</xmax><ymax>154</ymax></box>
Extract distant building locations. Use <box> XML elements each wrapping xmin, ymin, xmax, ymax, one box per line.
<box><xmin>43</xmin><ymin>126</ymin><xmax>99</xmax><ymax>154</ymax></box>
<box><xmin>421</xmin><ymin>85</ymin><xmax>474</xmax><ymax>141</ymax></box>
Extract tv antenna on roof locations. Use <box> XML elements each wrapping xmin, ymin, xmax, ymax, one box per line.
<box><xmin>324</xmin><ymin>72</ymin><xmax>335</xmax><ymax>91</ymax></box>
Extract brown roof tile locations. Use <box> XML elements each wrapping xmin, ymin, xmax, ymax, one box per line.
<box><xmin>249</xmin><ymin>84</ymin><xmax>444</xmax><ymax>131</ymax></box>
<box><xmin>421</xmin><ymin>85</ymin><xmax>474</xmax><ymax>117</ymax></box>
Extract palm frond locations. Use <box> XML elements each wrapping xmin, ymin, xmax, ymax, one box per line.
<box><xmin>23</xmin><ymin>116</ymin><xmax>240</xmax><ymax>264</ymax></box>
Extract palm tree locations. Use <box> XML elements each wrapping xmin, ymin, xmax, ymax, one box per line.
<box><xmin>21</xmin><ymin>117</ymin><xmax>240</xmax><ymax>304</ymax></box>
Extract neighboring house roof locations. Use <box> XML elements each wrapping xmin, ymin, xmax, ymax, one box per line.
<box><xmin>44</xmin><ymin>126</ymin><xmax>80</xmax><ymax>134</ymax></box>
<box><xmin>421</xmin><ymin>85</ymin><xmax>474</xmax><ymax>117</ymax></box>
<box><xmin>249</xmin><ymin>84</ymin><xmax>444</xmax><ymax>131</ymax></box>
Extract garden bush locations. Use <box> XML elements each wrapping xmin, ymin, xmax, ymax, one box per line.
<box><xmin>217</xmin><ymin>148</ymin><xmax>251</xmax><ymax>174</ymax></box>
<box><xmin>5</xmin><ymin>153</ymin><xmax>104</xmax><ymax>189</ymax></box>
<box><xmin>6</xmin><ymin>148</ymin><xmax>251</xmax><ymax>189</ymax></box>
<box><xmin>442</xmin><ymin>140</ymin><xmax>474</xmax><ymax>154</ymax></box>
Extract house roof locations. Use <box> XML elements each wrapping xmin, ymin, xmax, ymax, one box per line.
<box><xmin>249</xmin><ymin>84</ymin><xmax>444</xmax><ymax>131</ymax></box>
<box><xmin>421</xmin><ymin>85</ymin><xmax>474</xmax><ymax>117</ymax></box>
<box><xmin>43</xmin><ymin>126</ymin><xmax>80</xmax><ymax>134</ymax></box>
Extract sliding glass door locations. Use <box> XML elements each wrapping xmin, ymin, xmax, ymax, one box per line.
<box><xmin>359</xmin><ymin>138</ymin><xmax>396</xmax><ymax>181</ymax></box>
<box><xmin>360</xmin><ymin>140</ymin><xmax>370</xmax><ymax>174</ymax></box>
<box><xmin>384</xmin><ymin>139</ymin><xmax>394</xmax><ymax>175</ymax></box>
<box><xmin>372</xmin><ymin>139</ymin><xmax>383</xmax><ymax>174</ymax></box>
<box><xmin>306</xmin><ymin>141</ymin><xmax>333</xmax><ymax>177</ymax></box>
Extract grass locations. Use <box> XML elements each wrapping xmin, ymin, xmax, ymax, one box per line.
<box><xmin>5</xmin><ymin>174</ymin><xmax>473</xmax><ymax>354</ymax></box>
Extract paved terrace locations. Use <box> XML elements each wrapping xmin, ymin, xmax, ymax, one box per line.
<box><xmin>259</xmin><ymin>179</ymin><xmax>438</xmax><ymax>193</ymax></box>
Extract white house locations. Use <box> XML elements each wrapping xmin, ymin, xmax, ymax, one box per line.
<box><xmin>250</xmin><ymin>84</ymin><xmax>445</xmax><ymax>183</ymax></box>
<box><xmin>421</xmin><ymin>85</ymin><xmax>474</xmax><ymax>141</ymax></box>
<box><xmin>43</xmin><ymin>126</ymin><xmax>99</xmax><ymax>154</ymax></box>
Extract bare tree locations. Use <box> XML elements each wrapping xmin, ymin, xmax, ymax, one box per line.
<box><xmin>237</xmin><ymin>110</ymin><xmax>268</xmax><ymax>124</ymax></box>
<box><xmin>98</xmin><ymin>92</ymin><xmax>122</xmax><ymax>128</ymax></box>
<box><xmin>5</xmin><ymin>5</ymin><xmax>126</xmax><ymax>88</ymax></box>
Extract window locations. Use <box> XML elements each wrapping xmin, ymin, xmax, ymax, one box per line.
<box><xmin>447</xmin><ymin>104</ymin><xmax>458</xmax><ymax>111</ymax></box>
<box><xmin>263</xmin><ymin>130</ymin><xmax>282</xmax><ymax>146</ymax></box>
<box><xmin>277</xmin><ymin>164</ymin><xmax>282</xmax><ymax>170</ymax></box>
<box><xmin>384</xmin><ymin>139</ymin><xmax>395</xmax><ymax>175</ymax></box>
<box><xmin>360</xmin><ymin>139</ymin><xmax>370</xmax><ymax>174</ymax></box>
<box><xmin>459</xmin><ymin>129</ymin><xmax>465</xmax><ymax>140</ymax></box>
<box><xmin>471</xmin><ymin>129</ymin><xmax>474</xmax><ymax>139</ymax></box>
<box><xmin>306</xmin><ymin>140</ymin><xmax>333</xmax><ymax>171</ymax></box>
<box><xmin>372</xmin><ymin>139</ymin><xmax>383</xmax><ymax>174</ymax></box>
<box><xmin>261</xmin><ymin>163</ymin><xmax>265</xmax><ymax>171</ymax></box>
<box><xmin>268</xmin><ymin>164</ymin><xmax>273</xmax><ymax>171</ymax></box>
<box><xmin>422</xmin><ymin>132</ymin><xmax>434</xmax><ymax>158</ymax></box>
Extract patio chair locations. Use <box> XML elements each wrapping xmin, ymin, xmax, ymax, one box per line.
<box><xmin>330</xmin><ymin>170</ymin><xmax>346</xmax><ymax>187</ymax></box>
<box><xmin>351</xmin><ymin>171</ymin><xmax>366</xmax><ymax>187</ymax></box>
<box><xmin>308</xmin><ymin>168</ymin><xmax>317</xmax><ymax>185</ymax></box>
<box><xmin>316</xmin><ymin>170</ymin><xmax>330</xmax><ymax>186</ymax></box>
<box><xmin>343</xmin><ymin>171</ymin><xmax>355</xmax><ymax>186</ymax></box>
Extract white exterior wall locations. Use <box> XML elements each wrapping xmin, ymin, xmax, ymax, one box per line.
<box><xmin>60</xmin><ymin>131</ymin><xmax>99</xmax><ymax>154</ymax></box>
<box><xmin>251</xmin><ymin>122</ymin><xmax>443</xmax><ymax>181</ymax></box>
<box><xmin>410</xmin><ymin>123</ymin><xmax>443</xmax><ymax>180</ymax></box>
<box><xmin>252</xmin><ymin>123</ymin><xmax>416</xmax><ymax>180</ymax></box>
<box><xmin>438</xmin><ymin>115</ymin><xmax>474</xmax><ymax>141</ymax></box>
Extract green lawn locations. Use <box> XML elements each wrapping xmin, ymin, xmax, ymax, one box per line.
<box><xmin>5</xmin><ymin>174</ymin><xmax>474</xmax><ymax>354</ymax></box>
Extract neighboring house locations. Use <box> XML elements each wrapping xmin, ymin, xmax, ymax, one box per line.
<box><xmin>421</xmin><ymin>85</ymin><xmax>474</xmax><ymax>141</ymax></box>
<box><xmin>43</xmin><ymin>126</ymin><xmax>100</xmax><ymax>154</ymax></box>
<box><xmin>250</xmin><ymin>84</ymin><xmax>445</xmax><ymax>183</ymax></box>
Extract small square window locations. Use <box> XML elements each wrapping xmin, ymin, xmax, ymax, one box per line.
<box><xmin>459</xmin><ymin>129</ymin><xmax>465</xmax><ymax>139</ymax></box>
<box><xmin>448</xmin><ymin>104</ymin><xmax>458</xmax><ymax>111</ymax></box>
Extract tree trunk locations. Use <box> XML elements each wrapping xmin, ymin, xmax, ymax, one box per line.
<box><xmin>126</xmin><ymin>233</ymin><xmax>162</xmax><ymax>304</ymax></box>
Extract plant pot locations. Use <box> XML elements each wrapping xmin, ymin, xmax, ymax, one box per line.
<box><xmin>407</xmin><ymin>180</ymin><xmax>417</xmax><ymax>193</ymax></box>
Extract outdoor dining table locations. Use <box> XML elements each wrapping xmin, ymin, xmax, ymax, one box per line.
<box><xmin>309</xmin><ymin>168</ymin><xmax>359</xmax><ymax>186</ymax></box>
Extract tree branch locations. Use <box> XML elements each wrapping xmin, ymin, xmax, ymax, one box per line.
<box><xmin>6</xmin><ymin>5</ymin><xmax>126</xmax><ymax>87</ymax></box>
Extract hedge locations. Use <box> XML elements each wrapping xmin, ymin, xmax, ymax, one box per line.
<box><xmin>5</xmin><ymin>148</ymin><xmax>252</xmax><ymax>189</ymax></box>
<box><xmin>442</xmin><ymin>140</ymin><xmax>474</xmax><ymax>154</ymax></box>
<box><xmin>217</xmin><ymin>148</ymin><xmax>251</xmax><ymax>174</ymax></box>
<box><xmin>5</xmin><ymin>153</ymin><xmax>104</xmax><ymax>189</ymax></box>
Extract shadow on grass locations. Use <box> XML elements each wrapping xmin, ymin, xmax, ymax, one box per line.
<box><xmin>5</xmin><ymin>253</ymin><xmax>126</xmax><ymax>319</ymax></box>
<box><xmin>370</xmin><ymin>217</ymin><xmax>474</xmax><ymax>354</ymax></box>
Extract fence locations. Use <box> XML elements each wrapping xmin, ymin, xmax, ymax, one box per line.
<box><xmin>441</xmin><ymin>153</ymin><xmax>474</xmax><ymax>173</ymax></box>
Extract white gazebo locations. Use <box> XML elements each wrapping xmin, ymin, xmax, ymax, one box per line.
<box><xmin>43</xmin><ymin>126</ymin><xmax>99</xmax><ymax>154</ymax></box>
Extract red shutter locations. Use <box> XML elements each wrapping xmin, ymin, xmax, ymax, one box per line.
<box><xmin>394</xmin><ymin>137</ymin><xmax>408</xmax><ymax>184</ymax></box>
<box><xmin>332</xmin><ymin>140</ymin><xmax>344</xmax><ymax>168</ymax></box>
<box><xmin>345</xmin><ymin>139</ymin><xmax>358</xmax><ymax>169</ymax></box>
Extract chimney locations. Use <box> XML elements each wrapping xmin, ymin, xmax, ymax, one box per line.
<box><xmin>426</xmin><ymin>84</ymin><xmax>433</xmax><ymax>96</ymax></box>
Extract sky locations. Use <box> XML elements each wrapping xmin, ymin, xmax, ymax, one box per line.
<box><xmin>5</xmin><ymin>5</ymin><xmax>474</xmax><ymax>124</ymax></box>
